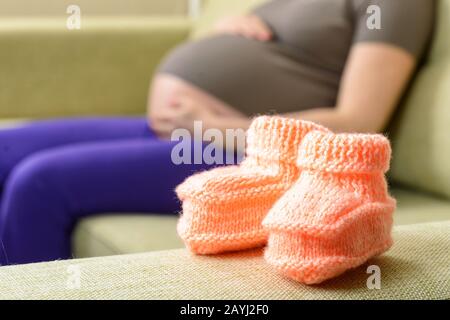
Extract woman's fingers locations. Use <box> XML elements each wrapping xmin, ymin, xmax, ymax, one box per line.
<box><xmin>150</xmin><ymin>116</ymin><xmax>178</xmax><ymax>139</ymax></box>
<box><xmin>250</xmin><ymin>16</ymin><xmax>272</xmax><ymax>41</ymax></box>
<box><xmin>214</xmin><ymin>16</ymin><xmax>238</xmax><ymax>33</ymax></box>
<box><xmin>234</xmin><ymin>17</ymin><xmax>267</xmax><ymax>40</ymax></box>
<box><xmin>239</xmin><ymin>16</ymin><xmax>272</xmax><ymax>41</ymax></box>
<box><xmin>236</xmin><ymin>19</ymin><xmax>257</xmax><ymax>38</ymax></box>
<box><xmin>151</xmin><ymin>106</ymin><xmax>196</xmax><ymax>139</ymax></box>
<box><xmin>214</xmin><ymin>15</ymin><xmax>272</xmax><ymax>41</ymax></box>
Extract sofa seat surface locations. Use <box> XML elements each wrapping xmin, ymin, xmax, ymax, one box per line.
<box><xmin>73</xmin><ymin>186</ymin><xmax>450</xmax><ymax>258</ymax></box>
<box><xmin>73</xmin><ymin>215</ymin><xmax>183</xmax><ymax>258</ymax></box>
<box><xmin>1</xmin><ymin>221</ymin><xmax>449</xmax><ymax>300</ymax></box>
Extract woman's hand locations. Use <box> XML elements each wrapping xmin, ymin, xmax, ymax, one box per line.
<box><xmin>213</xmin><ymin>15</ymin><xmax>273</xmax><ymax>41</ymax></box>
<box><xmin>151</xmin><ymin>96</ymin><xmax>222</xmax><ymax>139</ymax></box>
<box><xmin>150</xmin><ymin>96</ymin><xmax>251</xmax><ymax>144</ymax></box>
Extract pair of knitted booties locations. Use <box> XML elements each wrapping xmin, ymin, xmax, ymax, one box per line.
<box><xmin>176</xmin><ymin>116</ymin><xmax>396</xmax><ymax>284</ymax></box>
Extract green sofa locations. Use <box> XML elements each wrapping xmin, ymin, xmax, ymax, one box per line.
<box><xmin>0</xmin><ymin>221</ymin><xmax>448</xmax><ymax>300</ymax></box>
<box><xmin>0</xmin><ymin>0</ymin><xmax>449</xmax><ymax>299</ymax></box>
<box><xmin>0</xmin><ymin>0</ymin><xmax>188</xmax><ymax>17</ymax></box>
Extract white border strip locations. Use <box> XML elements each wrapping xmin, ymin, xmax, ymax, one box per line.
<box><xmin>188</xmin><ymin>0</ymin><xmax>201</xmax><ymax>19</ymax></box>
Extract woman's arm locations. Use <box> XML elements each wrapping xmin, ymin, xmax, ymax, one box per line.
<box><xmin>152</xmin><ymin>42</ymin><xmax>417</xmax><ymax>137</ymax></box>
<box><xmin>283</xmin><ymin>42</ymin><xmax>417</xmax><ymax>133</ymax></box>
<box><xmin>200</xmin><ymin>42</ymin><xmax>417</xmax><ymax>134</ymax></box>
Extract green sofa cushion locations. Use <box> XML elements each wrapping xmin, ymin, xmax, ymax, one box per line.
<box><xmin>0</xmin><ymin>17</ymin><xmax>190</xmax><ymax>119</ymax></box>
<box><xmin>72</xmin><ymin>215</ymin><xmax>183</xmax><ymax>258</ymax></box>
<box><xmin>72</xmin><ymin>187</ymin><xmax>450</xmax><ymax>258</ymax></box>
<box><xmin>0</xmin><ymin>119</ymin><xmax>28</xmax><ymax>129</ymax></box>
<box><xmin>190</xmin><ymin>0</ymin><xmax>266</xmax><ymax>39</ymax></box>
<box><xmin>389</xmin><ymin>0</ymin><xmax>450</xmax><ymax>199</ymax></box>
<box><xmin>0</xmin><ymin>0</ymin><xmax>187</xmax><ymax>16</ymax></box>
<box><xmin>2</xmin><ymin>221</ymin><xmax>449</xmax><ymax>299</ymax></box>
<box><xmin>390</xmin><ymin>187</ymin><xmax>450</xmax><ymax>225</ymax></box>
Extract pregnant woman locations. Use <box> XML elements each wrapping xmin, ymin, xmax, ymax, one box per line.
<box><xmin>0</xmin><ymin>0</ymin><xmax>434</xmax><ymax>265</ymax></box>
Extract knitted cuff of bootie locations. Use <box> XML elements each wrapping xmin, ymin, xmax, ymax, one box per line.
<box><xmin>297</xmin><ymin>131</ymin><xmax>392</xmax><ymax>173</ymax></box>
<box><xmin>177</xmin><ymin>116</ymin><xmax>329</xmax><ymax>203</ymax></box>
<box><xmin>263</xmin><ymin>131</ymin><xmax>396</xmax><ymax>284</ymax></box>
<box><xmin>246</xmin><ymin>116</ymin><xmax>330</xmax><ymax>165</ymax></box>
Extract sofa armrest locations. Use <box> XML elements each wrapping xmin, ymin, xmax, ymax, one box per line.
<box><xmin>0</xmin><ymin>221</ymin><xmax>449</xmax><ymax>300</ymax></box>
<box><xmin>0</xmin><ymin>17</ymin><xmax>191</xmax><ymax>119</ymax></box>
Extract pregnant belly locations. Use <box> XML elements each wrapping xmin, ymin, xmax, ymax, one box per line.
<box><xmin>158</xmin><ymin>34</ymin><xmax>339</xmax><ymax>116</ymax></box>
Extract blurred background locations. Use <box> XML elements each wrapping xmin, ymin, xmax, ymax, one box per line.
<box><xmin>0</xmin><ymin>0</ymin><xmax>204</xmax><ymax>122</ymax></box>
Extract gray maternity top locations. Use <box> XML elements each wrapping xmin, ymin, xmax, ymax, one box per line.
<box><xmin>158</xmin><ymin>0</ymin><xmax>435</xmax><ymax>116</ymax></box>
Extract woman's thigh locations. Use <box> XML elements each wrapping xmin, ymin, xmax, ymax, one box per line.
<box><xmin>55</xmin><ymin>139</ymin><xmax>216</xmax><ymax>213</ymax></box>
<box><xmin>0</xmin><ymin>138</ymin><xmax>225</xmax><ymax>263</ymax></box>
<box><xmin>0</xmin><ymin>117</ymin><xmax>155</xmax><ymax>184</ymax></box>
<box><xmin>2</xmin><ymin>138</ymin><xmax>221</xmax><ymax>218</ymax></box>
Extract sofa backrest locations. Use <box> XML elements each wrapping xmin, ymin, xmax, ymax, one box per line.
<box><xmin>388</xmin><ymin>0</ymin><xmax>450</xmax><ymax>199</ymax></box>
<box><xmin>0</xmin><ymin>18</ymin><xmax>190</xmax><ymax>120</ymax></box>
<box><xmin>0</xmin><ymin>0</ymin><xmax>188</xmax><ymax>16</ymax></box>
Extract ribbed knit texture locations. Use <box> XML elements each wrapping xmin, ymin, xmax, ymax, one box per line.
<box><xmin>263</xmin><ymin>131</ymin><xmax>396</xmax><ymax>284</ymax></box>
<box><xmin>2</xmin><ymin>222</ymin><xmax>450</xmax><ymax>300</ymax></box>
<box><xmin>176</xmin><ymin>116</ymin><xmax>329</xmax><ymax>254</ymax></box>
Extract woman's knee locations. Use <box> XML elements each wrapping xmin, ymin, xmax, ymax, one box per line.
<box><xmin>4</xmin><ymin>151</ymin><xmax>60</xmax><ymax>200</ymax></box>
<box><xmin>0</xmin><ymin>125</ymin><xmax>27</xmax><ymax>185</ymax></box>
<box><xmin>0</xmin><ymin>151</ymin><xmax>73</xmax><ymax>264</ymax></box>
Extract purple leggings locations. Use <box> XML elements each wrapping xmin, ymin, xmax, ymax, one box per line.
<box><xmin>0</xmin><ymin>117</ymin><xmax>233</xmax><ymax>265</ymax></box>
